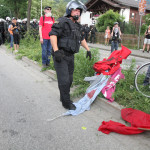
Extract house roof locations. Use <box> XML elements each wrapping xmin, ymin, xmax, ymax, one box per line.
<box><xmin>115</xmin><ymin>0</ymin><xmax>150</xmax><ymax>9</ymax></box>
<box><xmin>86</xmin><ymin>0</ymin><xmax>150</xmax><ymax>10</ymax></box>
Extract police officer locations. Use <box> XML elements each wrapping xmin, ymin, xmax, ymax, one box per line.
<box><xmin>0</xmin><ymin>19</ymin><xmax>5</xmax><ymax>45</ymax></box>
<box><xmin>49</xmin><ymin>0</ymin><xmax>91</xmax><ymax>110</ymax></box>
<box><xmin>30</xmin><ymin>19</ymin><xmax>39</xmax><ymax>40</ymax></box>
<box><xmin>84</xmin><ymin>24</ymin><xmax>90</xmax><ymax>42</ymax></box>
<box><xmin>20</xmin><ymin>18</ymin><xmax>27</xmax><ymax>39</ymax></box>
<box><xmin>5</xmin><ymin>17</ymin><xmax>11</xmax><ymax>42</ymax></box>
<box><xmin>90</xmin><ymin>25</ymin><xmax>96</xmax><ymax>44</ymax></box>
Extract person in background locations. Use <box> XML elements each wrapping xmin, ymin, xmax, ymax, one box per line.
<box><xmin>142</xmin><ymin>25</ymin><xmax>150</xmax><ymax>53</ymax></box>
<box><xmin>39</xmin><ymin>6</ymin><xmax>55</xmax><ymax>68</ymax></box>
<box><xmin>8</xmin><ymin>18</ymin><xmax>13</xmax><ymax>50</ymax></box>
<box><xmin>84</xmin><ymin>24</ymin><xmax>90</xmax><ymax>42</ymax></box>
<box><xmin>11</xmin><ymin>17</ymin><xmax>20</xmax><ymax>53</ymax></box>
<box><xmin>90</xmin><ymin>25</ymin><xmax>96</xmax><ymax>44</ymax></box>
<box><xmin>104</xmin><ymin>26</ymin><xmax>111</xmax><ymax>45</ymax></box>
<box><xmin>111</xmin><ymin>22</ymin><xmax>121</xmax><ymax>53</ymax></box>
<box><xmin>30</xmin><ymin>19</ymin><xmax>39</xmax><ymax>40</ymax></box>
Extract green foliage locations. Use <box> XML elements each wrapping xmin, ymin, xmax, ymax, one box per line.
<box><xmin>141</xmin><ymin>14</ymin><xmax>150</xmax><ymax>35</ymax></box>
<box><xmin>114</xmin><ymin>59</ymin><xmax>150</xmax><ymax>114</ymax></box>
<box><xmin>143</xmin><ymin>14</ymin><xmax>150</xmax><ymax>25</ymax></box>
<box><xmin>122</xmin><ymin>21</ymin><xmax>137</xmax><ymax>34</ymax></box>
<box><xmin>141</xmin><ymin>24</ymin><xmax>148</xmax><ymax>35</ymax></box>
<box><xmin>0</xmin><ymin>0</ymin><xmax>88</xmax><ymax>20</ymax></box>
<box><xmin>96</xmin><ymin>9</ymin><xmax>124</xmax><ymax>32</ymax></box>
<box><xmin>0</xmin><ymin>0</ymin><xmax>28</xmax><ymax>18</ymax></box>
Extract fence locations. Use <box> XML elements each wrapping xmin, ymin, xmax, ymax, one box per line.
<box><xmin>94</xmin><ymin>32</ymin><xmax>144</xmax><ymax>49</ymax></box>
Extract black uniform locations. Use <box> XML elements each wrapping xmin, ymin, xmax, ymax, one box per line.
<box><xmin>90</xmin><ymin>26</ymin><xmax>96</xmax><ymax>44</ymax></box>
<box><xmin>84</xmin><ymin>25</ymin><xmax>90</xmax><ymax>42</ymax></box>
<box><xmin>0</xmin><ymin>21</ymin><xmax>5</xmax><ymax>45</ymax></box>
<box><xmin>49</xmin><ymin>16</ymin><xmax>84</xmax><ymax>109</ymax></box>
<box><xmin>30</xmin><ymin>22</ymin><xmax>39</xmax><ymax>40</ymax></box>
<box><xmin>20</xmin><ymin>22</ymin><xmax>27</xmax><ymax>39</ymax></box>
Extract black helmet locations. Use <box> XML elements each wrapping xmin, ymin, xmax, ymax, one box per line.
<box><xmin>65</xmin><ymin>0</ymin><xmax>87</xmax><ymax>17</ymax></box>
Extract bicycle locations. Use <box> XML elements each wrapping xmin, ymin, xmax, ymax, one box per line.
<box><xmin>134</xmin><ymin>62</ymin><xmax>150</xmax><ymax>98</ymax></box>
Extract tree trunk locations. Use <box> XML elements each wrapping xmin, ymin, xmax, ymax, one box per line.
<box><xmin>27</xmin><ymin>0</ymin><xmax>32</xmax><ymax>31</ymax></box>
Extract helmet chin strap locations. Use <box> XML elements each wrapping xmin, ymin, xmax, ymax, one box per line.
<box><xmin>71</xmin><ymin>15</ymin><xmax>80</xmax><ymax>21</ymax></box>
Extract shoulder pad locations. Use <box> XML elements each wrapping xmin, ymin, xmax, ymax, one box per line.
<box><xmin>56</xmin><ymin>17</ymin><xmax>69</xmax><ymax>24</ymax></box>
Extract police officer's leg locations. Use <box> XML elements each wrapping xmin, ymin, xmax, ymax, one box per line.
<box><xmin>41</xmin><ymin>39</ymin><xmax>48</xmax><ymax>65</ymax></box>
<box><xmin>67</xmin><ymin>55</ymin><xmax>74</xmax><ymax>90</ymax></box>
<box><xmin>46</xmin><ymin>40</ymin><xmax>52</xmax><ymax>65</ymax></box>
<box><xmin>90</xmin><ymin>35</ymin><xmax>92</xmax><ymax>43</ymax></box>
<box><xmin>94</xmin><ymin>35</ymin><xmax>96</xmax><ymax>44</ymax></box>
<box><xmin>53</xmin><ymin>56</ymin><xmax>75</xmax><ymax>110</ymax></box>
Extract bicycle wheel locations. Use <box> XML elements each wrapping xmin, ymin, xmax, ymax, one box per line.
<box><xmin>135</xmin><ymin>63</ymin><xmax>150</xmax><ymax>98</ymax></box>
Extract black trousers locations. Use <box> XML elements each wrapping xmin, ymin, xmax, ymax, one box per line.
<box><xmin>90</xmin><ymin>34</ymin><xmax>95</xmax><ymax>43</ymax></box>
<box><xmin>53</xmin><ymin>54</ymin><xmax>74</xmax><ymax>106</ymax></box>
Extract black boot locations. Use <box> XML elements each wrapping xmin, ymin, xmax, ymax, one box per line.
<box><xmin>62</xmin><ymin>102</ymin><xmax>76</xmax><ymax>110</ymax></box>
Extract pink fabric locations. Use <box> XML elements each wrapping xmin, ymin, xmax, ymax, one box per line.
<box><xmin>101</xmin><ymin>67</ymin><xmax>125</xmax><ymax>102</ymax></box>
<box><xmin>39</xmin><ymin>15</ymin><xmax>55</xmax><ymax>39</ymax></box>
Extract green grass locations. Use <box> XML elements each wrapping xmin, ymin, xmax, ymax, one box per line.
<box><xmin>6</xmin><ymin>35</ymin><xmax>150</xmax><ymax>114</ymax></box>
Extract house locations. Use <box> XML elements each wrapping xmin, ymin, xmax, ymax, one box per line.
<box><xmin>85</xmin><ymin>0</ymin><xmax>150</xmax><ymax>26</ymax></box>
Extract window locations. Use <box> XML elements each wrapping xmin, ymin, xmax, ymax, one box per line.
<box><xmin>131</xmin><ymin>13</ymin><xmax>135</xmax><ymax>18</ymax></box>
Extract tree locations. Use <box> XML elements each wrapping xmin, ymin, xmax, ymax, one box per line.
<box><xmin>140</xmin><ymin>14</ymin><xmax>150</xmax><ymax>35</ymax></box>
<box><xmin>96</xmin><ymin>9</ymin><xmax>124</xmax><ymax>32</ymax></box>
<box><xmin>27</xmin><ymin>0</ymin><xmax>32</xmax><ymax>31</ymax></box>
<box><xmin>0</xmin><ymin>0</ymin><xmax>28</xmax><ymax>18</ymax></box>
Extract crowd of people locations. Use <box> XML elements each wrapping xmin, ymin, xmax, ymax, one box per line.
<box><xmin>0</xmin><ymin>17</ymin><xmax>39</xmax><ymax>51</ymax></box>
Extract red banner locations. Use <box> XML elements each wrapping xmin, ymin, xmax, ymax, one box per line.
<box><xmin>139</xmin><ymin>0</ymin><xmax>147</xmax><ymax>15</ymax></box>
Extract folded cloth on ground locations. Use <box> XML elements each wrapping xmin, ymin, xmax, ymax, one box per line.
<box><xmin>98</xmin><ymin>108</ymin><xmax>150</xmax><ymax>135</ymax></box>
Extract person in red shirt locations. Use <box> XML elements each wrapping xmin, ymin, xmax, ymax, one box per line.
<box><xmin>39</xmin><ymin>6</ymin><xmax>55</xmax><ymax>68</ymax></box>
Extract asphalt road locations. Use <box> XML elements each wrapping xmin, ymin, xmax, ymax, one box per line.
<box><xmin>0</xmin><ymin>46</ymin><xmax>150</xmax><ymax>150</ymax></box>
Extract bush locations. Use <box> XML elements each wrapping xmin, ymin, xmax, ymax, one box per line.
<box><xmin>96</xmin><ymin>9</ymin><xmax>124</xmax><ymax>32</ymax></box>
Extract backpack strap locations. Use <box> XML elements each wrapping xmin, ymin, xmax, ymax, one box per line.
<box><xmin>43</xmin><ymin>15</ymin><xmax>54</xmax><ymax>26</ymax></box>
<box><xmin>43</xmin><ymin>15</ymin><xmax>45</xmax><ymax>26</ymax></box>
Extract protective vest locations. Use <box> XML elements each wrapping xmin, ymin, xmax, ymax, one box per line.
<box><xmin>58</xmin><ymin>17</ymin><xmax>83</xmax><ymax>54</ymax></box>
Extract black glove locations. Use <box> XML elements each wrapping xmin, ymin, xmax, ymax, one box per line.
<box><xmin>86</xmin><ymin>51</ymin><xmax>91</xmax><ymax>60</ymax></box>
<box><xmin>54</xmin><ymin>50</ymin><xmax>64</xmax><ymax>62</ymax></box>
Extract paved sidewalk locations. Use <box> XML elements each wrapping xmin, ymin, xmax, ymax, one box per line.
<box><xmin>87</xmin><ymin>43</ymin><xmax>150</xmax><ymax>59</ymax></box>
